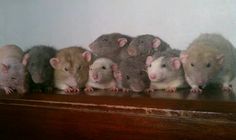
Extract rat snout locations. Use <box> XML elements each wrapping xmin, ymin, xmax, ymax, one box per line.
<box><xmin>91</xmin><ymin>72</ymin><xmax>101</xmax><ymax>82</ymax></box>
<box><xmin>66</xmin><ymin>76</ymin><xmax>78</xmax><ymax>87</ymax></box>
<box><xmin>130</xmin><ymin>80</ymin><xmax>145</xmax><ymax>92</ymax></box>
<box><xmin>32</xmin><ymin>73</ymin><xmax>44</xmax><ymax>84</ymax></box>
<box><xmin>149</xmin><ymin>73</ymin><xmax>157</xmax><ymax>81</ymax></box>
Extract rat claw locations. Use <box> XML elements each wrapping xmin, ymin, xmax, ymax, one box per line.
<box><xmin>84</xmin><ymin>87</ymin><xmax>94</xmax><ymax>92</ymax></box>
<box><xmin>4</xmin><ymin>87</ymin><xmax>14</xmax><ymax>95</ymax></box>
<box><xmin>190</xmin><ymin>88</ymin><xmax>202</xmax><ymax>93</ymax></box>
<box><xmin>122</xmin><ymin>88</ymin><xmax>130</xmax><ymax>93</ymax></box>
<box><xmin>165</xmin><ymin>87</ymin><xmax>176</xmax><ymax>93</ymax></box>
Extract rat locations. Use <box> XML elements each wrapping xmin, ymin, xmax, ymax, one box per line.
<box><xmin>124</xmin><ymin>34</ymin><xmax>171</xmax><ymax>59</ymax></box>
<box><xmin>50</xmin><ymin>46</ymin><xmax>93</xmax><ymax>94</ymax></box>
<box><xmin>22</xmin><ymin>45</ymin><xmax>57</xmax><ymax>92</ymax></box>
<box><xmin>0</xmin><ymin>44</ymin><xmax>28</xmax><ymax>94</ymax></box>
<box><xmin>89</xmin><ymin>33</ymin><xmax>133</xmax><ymax>63</ymax></box>
<box><xmin>146</xmin><ymin>49</ymin><xmax>188</xmax><ymax>92</ymax></box>
<box><xmin>180</xmin><ymin>33</ymin><xmax>236</xmax><ymax>93</ymax></box>
<box><xmin>117</xmin><ymin>56</ymin><xmax>150</xmax><ymax>92</ymax></box>
<box><xmin>84</xmin><ymin>58</ymin><xmax>119</xmax><ymax>92</ymax></box>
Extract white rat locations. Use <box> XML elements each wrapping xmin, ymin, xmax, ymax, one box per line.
<box><xmin>84</xmin><ymin>58</ymin><xmax>118</xmax><ymax>92</ymax></box>
<box><xmin>146</xmin><ymin>49</ymin><xmax>187</xmax><ymax>92</ymax></box>
<box><xmin>180</xmin><ymin>33</ymin><xmax>236</xmax><ymax>93</ymax></box>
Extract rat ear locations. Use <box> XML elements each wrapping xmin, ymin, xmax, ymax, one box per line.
<box><xmin>117</xmin><ymin>38</ymin><xmax>128</xmax><ymax>47</ymax></box>
<box><xmin>50</xmin><ymin>58</ymin><xmax>60</xmax><ymax>69</ymax></box>
<box><xmin>22</xmin><ymin>53</ymin><xmax>30</xmax><ymax>66</ymax></box>
<box><xmin>113</xmin><ymin>70</ymin><xmax>122</xmax><ymax>81</ymax></box>
<box><xmin>180</xmin><ymin>51</ymin><xmax>188</xmax><ymax>64</ymax></box>
<box><xmin>171</xmin><ymin>57</ymin><xmax>181</xmax><ymax>70</ymax></box>
<box><xmin>82</xmin><ymin>51</ymin><xmax>92</xmax><ymax>62</ymax></box>
<box><xmin>111</xmin><ymin>64</ymin><xmax>118</xmax><ymax>72</ymax></box>
<box><xmin>1</xmin><ymin>64</ymin><xmax>9</xmax><ymax>74</ymax></box>
<box><xmin>127</xmin><ymin>47</ymin><xmax>137</xmax><ymax>56</ymax></box>
<box><xmin>152</xmin><ymin>38</ymin><xmax>161</xmax><ymax>48</ymax></box>
<box><xmin>216</xmin><ymin>54</ymin><xmax>224</xmax><ymax>65</ymax></box>
<box><xmin>146</xmin><ymin>56</ymin><xmax>153</xmax><ymax>66</ymax></box>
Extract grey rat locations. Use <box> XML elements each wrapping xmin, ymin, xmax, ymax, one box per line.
<box><xmin>50</xmin><ymin>46</ymin><xmax>93</xmax><ymax>94</ymax></box>
<box><xmin>117</xmin><ymin>56</ymin><xmax>150</xmax><ymax>92</ymax></box>
<box><xmin>85</xmin><ymin>58</ymin><xmax>118</xmax><ymax>92</ymax></box>
<box><xmin>89</xmin><ymin>33</ymin><xmax>133</xmax><ymax>63</ymax></box>
<box><xmin>0</xmin><ymin>44</ymin><xmax>28</xmax><ymax>94</ymax></box>
<box><xmin>180</xmin><ymin>33</ymin><xmax>236</xmax><ymax>93</ymax></box>
<box><xmin>124</xmin><ymin>34</ymin><xmax>171</xmax><ymax>59</ymax></box>
<box><xmin>146</xmin><ymin>49</ymin><xmax>188</xmax><ymax>92</ymax></box>
<box><xmin>23</xmin><ymin>45</ymin><xmax>57</xmax><ymax>92</ymax></box>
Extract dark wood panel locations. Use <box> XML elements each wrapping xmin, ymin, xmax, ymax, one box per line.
<box><xmin>0</xmin><ymin>89</ymin><xmax>236</xmax><ymax>140</ymax></box>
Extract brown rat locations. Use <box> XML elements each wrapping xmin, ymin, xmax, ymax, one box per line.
<box><xmin>0</xmin><ymin>44</ymin><xmax>28</xmax><ymax>94</ymax></box>
<box><xmin>84</xmin><ymin>58</ymin><xmax>118</xmax><ymax>92</ymax></box>
<box><xmin>89</xmin><ymin>33</ymin><xmax>133</xmax><ymax>63</ymax></box>
<box><xmin>50</xmin><ymin>46</ymin><xmax>93</xmax><ymax>94</ymax></box>
<box><xmin>146</xmin><ymin>49</ymin><xmax>188</xmax><ymax>92</ymax></box>
<box><xmin>180</xmin><ymin>33</ymin><xmax>236</xmax><ymax>93</ymax></box>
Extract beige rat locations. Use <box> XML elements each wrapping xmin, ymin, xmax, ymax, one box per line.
<box><xmin>84</xmin><ymin>58</ymin><xmax>118</xmax><ymax>92</ymax></box>
<box><xmin>50</xmin><ymin>46</ymin><xmax>93</xmax><ymax>94</ymax></box>
<box><xmin>180</xmin><ymin>33</ymin><xmax>236</xmax><ymax>93</ymax></box>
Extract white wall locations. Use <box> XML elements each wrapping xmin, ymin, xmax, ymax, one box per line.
<box><xmin>0</xmin><ymin>0</ymin><xmax>235</xmax><ymax>50</ymax></box>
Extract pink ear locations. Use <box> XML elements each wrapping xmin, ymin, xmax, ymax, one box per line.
<box><xmin>49</xmin><ymin>58</ymin><xmax>60</xmax><ymax>69</ymax></box>
<box><xmin>180</xmin><ymin>51</ymin><xmax>188</xmax><ymax>64</ymax></box>
<box><xmin>216</xmin><ymin>54</ymin><xmax>224</xmax><ymax>65</ymax></box>
<box><xmin>22</xmin><ymin>53</ymin><xmax>30</xmax><ymax>66</ymax></box>
<box><xmin>1</xmin><ymin>64</ymin><xmax>9</xmax><ymax>73</ymax></box>
<box><xmin>127</xmin><ymin>47</ymin><xmax>137</xmax><ymax>56</ymax></box>
<box><xmin>146</xmin><ymin>56</ymin><xmax>153</xmax><ymax>66</ymax></box>
<box><xmin>117</xmin><ymin>38</ymin><xmax>128</xmax><ymax>47</ymax></box>
<box><xmin>113</xmin><ymin>70</ymin><xmax>122</xmax><ymax>81</ymax></box>
<box><xmin>111</xmin><ymin>64</ymin><xmax>118</xmax><ymax>72</ymax></box>
<box><xmin>152</xmin><ymin>38</ymin><xmax>161</xmax><ymax>48</ymax></box>
<box><xmin>171</xmin><ymin>57</ymin><xmax>181</xmax><ymax>70</ymax></box>
<box><xmin>82</xmin><ymin>51</ymin><xmax>92</xmax><ymax>62</ymax></box>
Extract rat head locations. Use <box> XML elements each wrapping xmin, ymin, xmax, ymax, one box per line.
<box><xmin>127</xmin><ymin>34</ymin><xmax>170</xmax><ymax>57</ymax></box>
<box><xmin>146</xmin><ymin>56</ymin><xmax>182</xmax><ymax>82</ymax></box>
<box><xmin>50</xmin><ymin>47</ymin><xmax>92</xmax><ymax>88</ymax></box>
<box><xmin>180</xmin><ymin>47</ymin><xmax>224</xmax><ymax>87</ymax></box>
<box><xmin>119</xmin><ymin>57</ymin><xmax>150</xmax><ymax>92</ymax></box>
<box><xmin>23</xmin><ymin>46</ymin><xmax>56</xmax><ymax>84</ymax></box>
<box><xmin>89</xmin><ymin>58</ymin><xmax>117</xmax><ymax>83</ymax></box>
<box><xmin>0</xmin><ymin>62</ymin><xmax>28</xmax><ymax>94</ymax></box>
<box><xmin>89</xmin><ymin>33</ymin><xmax>131</xmax><ymax>57</ymax></box>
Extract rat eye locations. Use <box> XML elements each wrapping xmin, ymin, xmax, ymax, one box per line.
<box><xmin>78</xmin><ymin>65</ymin><xmax>81</xmax><ymax>70</ymax></box>
<box><xmin>140</xmin><ymin>40</ymin><xmax>144</xmax><ymax>44</ymax></box>
<box><xmin>64</xmin><ymin>67</ymin><xmax>69</xmax><ymax>72</ymax></box>
<box><xmin>149</xmin><ymin>64</ymin><xmax>152</xmax><ymax>67</ymax></box>
<box><xmin>206</xmin><ymin>63</ymin><xmax>211</xmax><ymax>68</ymax></box>
<box><xmin>102</xmin><ymin>66</ymin><xmax>106</xmax><ymax>70</ymax></box>
<box><xmin>161</xmin><ymin>64</ymin><xmax>166</xmax><ymax>68</ymax></box>
<box><xmin>11</xmin><ymin>77</ymin><xmax>16</xmax><ymax>80</ymax></box>
<box><xmin>191</xmin><ymin>63</ymin><xmax>194</xmax><ymax>67</ymax></box>
<box><xmin>126</xmin><ymin>75</ymin><xmax>130</xmax><ymax>80</ymax></box>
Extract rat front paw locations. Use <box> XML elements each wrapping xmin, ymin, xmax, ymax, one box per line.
<box><xmin>190</xmin><ymin>87</ymin><xmax>202</xmax><ymax>93</ymax></box>
<box><xmin>165</xmin><ymin>87</ymin><xmax>176</xmax><ymax>93</ymax></box>
<box><xmin>64</xmin><ymin>87</ymin><xmax>80</xmax><ymax>94</ymax></box>
<box><xmin>84</xmin><ymin>87</ymin><xmax>94</xmax><ymax>92</ymax></box>
<box><xmin>145</xmin><ymin>88</ymin><xmax>154</xmax><ymax>93</ymax></box>
<box><xmin>3</xmin><ymin>87</ymin><xmax>14</xmax><ymax>95</ymax></box>
<box><xmin>110</xmin><ymin>87</ymin><xmax>119</xmax><ymax>92</ymax></box>
<box><xmin>122</xmin><ymin>88</ymin><xmax>130</xmax><ymax>93</ymax></box>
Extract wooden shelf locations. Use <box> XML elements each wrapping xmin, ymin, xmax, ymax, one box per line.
<box><xmin>0</xmin><ymin>89</ymin><xmax>236</xmax><ymax>140</ymax></box>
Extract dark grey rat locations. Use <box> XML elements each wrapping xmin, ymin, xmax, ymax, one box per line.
<box><xmin>123</xmin><ymin>34</ymin><xmax>171</xmax><ymax>59</ymax></box>
<box><xmin>180</xmin><ymin>33</ymin><xmax>236</xmax><ymax>93</ymax></box>
<box><xmin>117</xmin><ymin>56</ymin><xmax>150</xmax><ymax>92</ymax></box>
<box><xmin>0</xmin><ymin>44</ymin><xmax>28</xmax><ymax>94</ymax></box>
<box><xmin>23</xmin><ymin>45</ymin><xmax>57</xmax><ymax>92</ymax></box>
<box><xmin>89</xmin><ymin>33</ymin><xmax>133</xmax><ymax>63</ymax></box>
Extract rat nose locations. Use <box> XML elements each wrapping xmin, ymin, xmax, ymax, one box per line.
<box><xmin>149</xmin><ymin>74</ymin><xmax>156</xmax><ymax>80</ymax></box>
<box><xmin>92</xmin><ymin>73</ymin><xmax>99</xmax><ymax>80</ymax></box>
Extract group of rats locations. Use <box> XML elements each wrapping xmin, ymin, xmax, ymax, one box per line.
<box><xmin>0</xmin><ymin>33</ymin><xmax>235</xmax><ymax>95</ymax></box>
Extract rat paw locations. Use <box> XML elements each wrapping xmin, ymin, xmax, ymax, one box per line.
<box><xmin>145</xmin><ymin>88</ymin><xmax>154</xmax><ymax>93</ymax></box>
<box><xmin>84</xmin><ymin>87</ymin><xmax>94</xmax><ymax>92</ymax></box>
<box><xmin>190</xmin><ymin>87</ymin><xmax>202</xmax><ymax>93</ymax></box>
<box><xmin>3</xmin><ymin>87</ymin><xmax>14</xmax><ymax>95</ymax></box>
<box><xmin>165</xmin><ymin>87</ymin><xmax>176</xmax><ymax>93</ymax></box>
<box><xmin>122</xmin><ymin>88</ymin><xmax>130</xmax><ymax>93</ymax></box>
<box><xmin>64</xmin><ymin>87</ymin><xmax>80</xmax><ymax>94</ymax></box>
<box><xmin>110</xmin><ymin>87</ymin><xmax>119</xmax><ymax>92</ymax></box>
